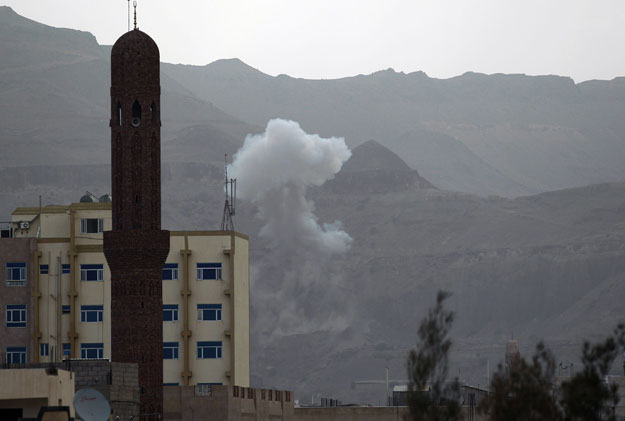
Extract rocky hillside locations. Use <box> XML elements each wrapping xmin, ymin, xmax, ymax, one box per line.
<box><xmin>0</xmin><ymin>6</ymin><xmax>253</xmax><ymax>170</ymax></box>
<box><xmin>163</xmin><ymin>61</ymin><xmax>625</xmax><ymax>197</ymax></box>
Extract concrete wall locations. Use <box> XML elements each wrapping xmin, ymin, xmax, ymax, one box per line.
<box><xmin>0</xmin><ymin>368</ymin><xmax>75</xmax><ymax>418</ymax></box>
<box><xmin>18</xmin><ymin>360</ymin><xmax>140</xmax><ymax>419</ymax></box>
<box><xmin>294</xmin><ymin>406</ymin><xmax>487</xmax><ymax>421</ymax></box>
<box><xmin>163</xmin><ymin>385</ymin><xmax>294</xmax><ymax>421</ymax></box>
<box><xmin>232</xmin><ymin>235</ymin><xmax>250</xmax><ymax>387</ymax></box>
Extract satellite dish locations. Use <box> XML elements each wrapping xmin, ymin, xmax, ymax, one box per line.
<box><xmin>73</xmin><ymin>388</ymin><xmax>111</xmax><ymax>421</ymax></box>
<box><xmin>131</xmin><ymin>117</ymin><xmax>141</xmax><ymax>127</ymax></box>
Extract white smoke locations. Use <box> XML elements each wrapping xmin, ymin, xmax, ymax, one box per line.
<box><xmin>229</xmin><ymin>119</ymin><xmax>353</xmax><ymax>338</ymax></box>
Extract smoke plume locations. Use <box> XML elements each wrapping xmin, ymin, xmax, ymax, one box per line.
<box><xmin>229</xmin><ymin>119</ymin><xmax>352</xmax><ymax>338</ymax></box>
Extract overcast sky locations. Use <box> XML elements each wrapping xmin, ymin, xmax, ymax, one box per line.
<box><xmin>3</xmin><ymin>0</ymin><xmax>624</xmax><ymax>82</ymax></box>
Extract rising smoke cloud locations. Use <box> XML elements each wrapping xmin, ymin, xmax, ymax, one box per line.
<box><xmin>229</xmin><ymin>119</ymin><xmax>353</xmax><ymax>337</ymax></box>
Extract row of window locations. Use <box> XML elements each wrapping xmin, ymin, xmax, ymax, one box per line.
<box><xmin>7</xmin><ymin>343</ymin><xmax>101</xmax><ymax>362</ymax></box>
<box><xmin>164</xmin><ymin>304</ymin><xmax>222</xmax><ymax>322</ymax></box>
<box><xmin>37</xmin><ymin>343</ymin><xmax>102</xmax><ymax>358</ymax></box>
<box><xmin>7</xmin><ymin>303</ymin><xmax>222</xmax><ymax>327</ymax></box>
<box><xmin>5</xmin><ymin>261</ymin><xmax>223</xmax><ymax>282</ymax></box>
<box><xmin>165</xmin><ymin>262</ymin><xmax>222</xmax><ymax>281</ymax></box>
<box><xmin>164</xmin><ymin>341</ymin><xmax>223</xmax><ymax>359</ymax></box>
<box><xmin>8</xmin><ymin>340</ymin><xmax>223</xmax><ymax>363</ymax></box>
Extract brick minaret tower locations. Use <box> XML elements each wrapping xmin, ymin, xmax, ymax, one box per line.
<box><xmin>104</xmin><ymin>28</ymin><xmax>170</xmax><ymax>417</ymax></box>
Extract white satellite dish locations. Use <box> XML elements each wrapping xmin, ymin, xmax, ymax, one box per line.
<box><xmin>73</xmin><ymin>388</ymin><xmax>111</xmax><ymax>421</ymax></box>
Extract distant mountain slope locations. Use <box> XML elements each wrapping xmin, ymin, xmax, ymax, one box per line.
<box><xmin>162</xmin><ymin>60</ymin><xmax>625</xmax><ymax>197</ymax></box>
<box><xmin>0</xmin><ymin>7</ymin><xmax>254</xmax><ymax>168</ymax></box>
<box><xmin>321</xmin><ymin>140</ymin><xmax>435</xmax><ymax>194</ymax></box>
<box><xmin>253</xmin><ymin>181</ymin><xmax>625</xmax><ymax>403</ymax></box>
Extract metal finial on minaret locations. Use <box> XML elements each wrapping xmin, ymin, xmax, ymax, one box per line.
<box><xmin>127</xmin><ymin>0</ymin><xmax>130</xmax><ymax>32</ymax></box>
<box><xmin>133</xmin><ymin>1</ymin><xmax>137</xmax><ymax>30</ymax></box>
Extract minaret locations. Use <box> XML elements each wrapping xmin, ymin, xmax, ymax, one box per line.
<box><xmin>103</xmin><ymin>26</ymin><xmax>170</xmax><ymax>417</ymax></box>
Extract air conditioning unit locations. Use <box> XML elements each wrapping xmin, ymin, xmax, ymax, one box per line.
<box><xmin>19</xmin><ymin>221</ymin><xmax>30</xmax><ymax>229</ymax></box>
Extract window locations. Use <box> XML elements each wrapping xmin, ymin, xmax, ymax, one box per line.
<box><xmin>162</xmin><ymin>263</ymin><xmax>178</xmax><ymax>280</ymax></box>
<box><xmin>80</xmin><ymin>343</ymin><xmax>103</xmax><ymax>359</ymax></box>
<box><xmin>39</xmin><ymin>264</ymin><xmax>49</xmax><ymax>275</ymax></box>
<box><xmin>163</xmin><ymin>304</ymin><xmax>179</xmax><ymax>322</ymax></box>
<box><xmin>62</xmin><ymin>264</ymin><xmax>70</xmax><ymax>274</ymax></box>
<box><xmin>80</xmin><ymin>264</ymin><xmax>103</xmax><ymax>281</ymax></box>
<box><xmin>62</xmin><ymin>305</ymin><xmax>71</xmax><ymax>314</ymax></box>
<box><xmin>80</xmin><ymin>305</ymin><xmax>103</xmax><ymax>322</ymax></box>
<box><xmin>197</xmin><ymin>304</ymin><xmax>222</xmax><ymax>321</ymax></box>
<box><xmin>117</xmin><ymin>102</ymin><xmax>122</xmax><ymax>126</ymax></box>
<box><xmin>80</xmin><ymin>218</ymin><xmax>104</xmax><ymax>234</ymax></box>
<box><xmin>163</xmin><ymin>342</ymin><xmax>179</xmax><ymax>359</ymax></box>
<box><xmin>131</xmin><ymin>100</ymin><xmax>142</xmax><ymax>127</ymax></box>
<box><xmin>40</xmin><ymin>343</ymin><xmax>49</xmax><ymax>356</ymax></box>
<box><xmin>6</xmin><ymin>304</ymin><xmax>26</xmax><ymax>327</ymax></box>
<box><xmin>197</xmin><ymin>341</ymin><xmax>222</xmax><ymax>359</ymax></box>
<box><xmin>6</xmin><ymin>347</ymin><xmax>26</xmax><ymax>364</ymax></box>
<box><xmin>62</xmin><ymin>343</ymin><xmax>71</xmax><ymax>357</ymax></box>
<box><xmin>5</xmin><ymin>262</ymin><xmax>26</xmax><ymax>286</ymax></box>
<box><xmin>197</xmin><ymin>263</ymin><xmax>222</xmax><ymax>280</ymax></box>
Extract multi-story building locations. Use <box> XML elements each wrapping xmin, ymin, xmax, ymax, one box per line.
<box><xmin>0</xmin><ymin>198</ymin><xmax>250</xmax><ymax>388</ymax></box>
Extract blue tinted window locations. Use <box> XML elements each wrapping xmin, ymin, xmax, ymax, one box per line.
<box><xmin>6</xmin><ymin>346</ymin><xmax>27</xmax><ymax>363</ymax></box>
<box><xmin>6</xmin><ymin>262</ymin><xmax>26</xmax><ymax>285</ymax></box>
<box><xmin>80</xmin><ymin>264</ymin><xmax>103</xmax><ymax>281</ymax></box>
<box><xmin>80</xmin><ymin>343</ymin><xmax>103</xmax><ymax>359</ymax></box>
<box><xmin>163</xmin><ymin>304</ymin><xmax>179</xmax><ymax>322</ymax></box>
<box><xmin>6</xmin><ymin>304</ymin><xmax>27</xmax><ymax>327</ymax></box>
<box><xmin>163</xmin><ymin>342</ymin><xmax>179</xmax><ymax>359</ymax></box>
<box><xmin>197</xmin><ymin>304</ymin><xmax>222</xmax><ymax>321</ymax></box>
<box><xmin>163</xmin><ymin>263</ymin><xmax>178</xmax><ymax>280</ymax></box>
<box><xmin>80</xmin><ymin>305</ymin><xmax>103</xmax><ymax>322</ymax></box>
<box><xmin>197</xmin><ymin>341</ymin><xmax>222</xmax><ymax>359</ymax></box>
<box><xmin>197</xmin><ymin>263</ymin><xmax>222</xmax><ymax>280</ymax></box>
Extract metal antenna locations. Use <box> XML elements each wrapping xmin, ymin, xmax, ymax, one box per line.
<box><xmin>221</xmin><ymin>154</ymin><xmax>236</xmax><ymax>231</ymax></box>
<box><xmin>127</xmin><ymin>0</ymin><xmax>130</xmax><ymax>32</ymax></box>
<box><xmin>133</xmin><ymin>1</ymin><xmax>137</xmax><ymax>30</ymax></box>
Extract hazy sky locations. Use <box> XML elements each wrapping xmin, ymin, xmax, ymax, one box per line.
<box><xmin>3</xmin><ymin>0</ymin><xmax>624</xmax><ymax>82</ymax></box>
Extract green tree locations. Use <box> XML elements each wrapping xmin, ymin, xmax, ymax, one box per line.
<box><xmin>479</xmin><ymin>324</ymin><xmax>625</xmax><ymax>421</ymax></box>
<box><xmin>406</xmin><ymin>291</ymin><xmax>462</xmax><ymax>421</ymax></box>
<box><xmin>560</xmin><ymin>324</ymin><xmax>625</xmax><ymax>421</ymax></box>
<box><xmin>479</xmin><ymin>342</ymin><xmax>562</xmax><ymax>421</ymax></box>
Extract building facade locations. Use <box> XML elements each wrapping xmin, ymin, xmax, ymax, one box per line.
<box><xmin>1</xmin><ymin>202</ymin><xmax>250</xmax><ymax>388</ymax></box>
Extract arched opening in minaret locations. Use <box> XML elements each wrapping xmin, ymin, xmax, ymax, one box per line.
<box><xmin>132</xmin><ymin>100</ymin><xmax>142</xmax><ymax>127</ymax></box>
<box><xmin>117</xmin><ymin>102</ymin><xmax>122</xmax><ymax>126</ymax></box>
<box><xmin>151</xmin><ymin>101</ymin><xmax>157</xmax><ymax>124</ymax></box>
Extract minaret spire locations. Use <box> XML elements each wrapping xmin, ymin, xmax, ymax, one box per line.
<box><xmin>105</xmin><ymin>27</ymin><xmax>169</xmax><ymax>417</ymax></box>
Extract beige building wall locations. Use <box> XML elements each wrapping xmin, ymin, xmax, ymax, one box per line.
<box><xmin>0</xmin><ymin>368</ymin><xmax>75</xmax><ymax>419</ymax></box>
<box><xmin>7</xmin><ymin>203</ymin><xmax>250</xmax><ymax>388</ymax></box>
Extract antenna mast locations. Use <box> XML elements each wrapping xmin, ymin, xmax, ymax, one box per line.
<box><xmin>221</xmin><ymin>154</ymin><xmax>236</xmax><ymax>231</ymax></box>
<box><xmin>127</xmin><ymin>0</ymin><xmax>130</xmax><ymax>32</ymax></box>
<box><xmin>133</xmin><ymin>1</ymin><xmax>137</xmax><ymax>30</ymax></box>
